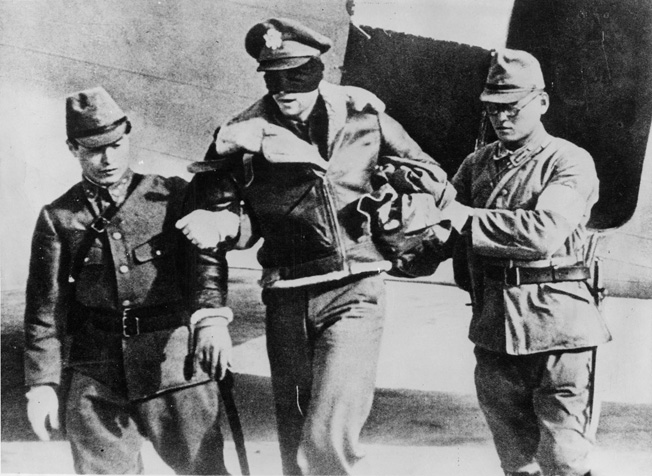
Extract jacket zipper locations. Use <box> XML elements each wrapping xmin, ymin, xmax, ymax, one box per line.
<box><xmin>321</xmin><ymin>176</ymin><xmax>347</xmax><ymax>268</ymax></box>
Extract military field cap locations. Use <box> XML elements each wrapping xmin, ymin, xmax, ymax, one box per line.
<box><xmin>66</xmin><ymin>86</ymin><xmax>129</xmax><ymax>148</ymax></box>
<box><xmin>245</xmin><ymin>18</ymin><xmax>333</xmax><ymax>71</ymax></box>
<box><xmin>480</xmin><ymin>49</ymin><xmax>545</xmax><ymax>104</ymax></box>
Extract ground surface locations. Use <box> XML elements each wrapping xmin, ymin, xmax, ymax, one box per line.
<box><xmin>2</xmin><ymin>268</ymin><xmax>651</xmax><ymax>475</ymax></box>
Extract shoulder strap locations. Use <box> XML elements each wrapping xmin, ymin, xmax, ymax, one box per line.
<box><xmin>68</xmin><ymin>174</ymin><xmax>143</xmax><ymax>284</ymax></box>
<box><xmin>484</xmin><ymin>138</ymin><xmax>554</xmax><ymax>208</ymax></box>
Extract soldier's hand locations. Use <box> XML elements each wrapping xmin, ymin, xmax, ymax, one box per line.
<box><xmin>176</xmin><ymin>209</ymin><xmax>240</xmax><ymax>249</ymax></box>
<box><xmin>441</xmin><ymin>200</ymin><xmax>474</xmax><ymax>233</ymax></box>
<box><xmin>26</xmin><ymin>385</ymin><xmax>59</xmax><ymax>441</ymax></box>
<box><xmin>192</xmin><ymin>322</ymin><xmax>233</xmax><ymax>381</ymax></box>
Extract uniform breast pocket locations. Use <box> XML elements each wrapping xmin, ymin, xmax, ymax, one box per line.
<box><xmin>133</xmin><ymin>233</ymin><xmax>176</xmax><ymax>264</ymax></box>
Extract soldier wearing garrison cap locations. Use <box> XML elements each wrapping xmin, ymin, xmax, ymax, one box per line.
<box><xmin>24</xmin><ymin>86</ymin><xmax>234</xmax><ymax>474</ymax></box>
<box><xmin>178</xmin><ymin>17</ymin><xmax>457</xmax><ymax>475</ymax></box>
<box><xmin>441</xmin><ymin>49</ymin><xmax>611</xmax><ymax>476</ymax></box>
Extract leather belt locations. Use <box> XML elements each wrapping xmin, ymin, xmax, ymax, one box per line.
<box><xmin>484</xmin><ymin>265</ymin><xmax>591</xmax><ymax>286</ymax></box>
<box><xmin>75</xmin><ymin>302</ymin><xmax>186</xmax><ymax>337</ymax></box>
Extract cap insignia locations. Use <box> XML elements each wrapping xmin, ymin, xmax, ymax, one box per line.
<box><xmin>264</xmin><ymin>28</ymin><xmax>283</xmax><ymax>50</ymax></box>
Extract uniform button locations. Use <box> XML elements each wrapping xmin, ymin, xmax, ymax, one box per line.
<box><xmin>112</xmin><ymin>232</ymin><xmax>122</xmax><ymax>240</ymax></box>
<box><xmin>155</xmin><ymin>250</ymin><xmax>162</xmax><ymax>256</ymax></box>
<box><xmin>84</xmin><ymin>257</ymin><xmax>90</xmax><ymax>263</ymax></box>
<box><xmin>119</xmin><ymin>265</ymin><xmax>129</xmax><ymax>274</ymax></box>
<box><xmin>122</xmin><ymin>299</ymin><xmax>131</xmax><ymax>307</ymax></box>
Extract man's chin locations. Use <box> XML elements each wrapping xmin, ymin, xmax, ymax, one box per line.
<box><xmin>496</xmin><ymin>131</ymin><xmax>518</xmax><ymax>142</ymax></box>
<box><xmin>92</xmin><ymin>173</ymin><xmax>122</xmax><ymax>186</ymax></box>
<box><xmin>277</xmin><ymin>105</ymin><xmax>300</xmax><ymax>118</ymax></box>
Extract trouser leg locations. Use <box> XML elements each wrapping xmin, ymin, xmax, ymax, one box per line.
<box><xmin>136</xmin><ymin>380</ymin><xmax>228</xmax><ymax>475</ymax></box>
<box><xmin>534</xmin><ymin>348</ymin><xmax>597</xmax><ymax>476</ymax></box>
<box><xmin>265</xmin><ymin>286</ymin><xmax>316</xmax><ymax>475</ymax></box>
<box><xmin>474</xmin><ymin>347</ymin><xmax>542</xmax><ymax>476</ymax></box>
<box><xmin>266</xmin><ymin>274</ymin><xmax>386</xmax><ymax>475</ymax></box>
<box><xmin>66</xmin><ymin>371</ymin><xmax>145</xmax><ymax>474</ymax></box>
<box><xmin>297</xmin><ymin>275</ymin><xmax>385</xmax><ymax>475</ymax></box>
<box><xmin>475</xmin><ymin>346</ymin><xmax>598</xmax><ymax>476</ymax></box>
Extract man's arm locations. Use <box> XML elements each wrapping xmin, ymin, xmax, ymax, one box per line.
<box><xmin>24</xmin><ymin>206</ymin><xmax>67</xmax><ymax>440</ymax></box>
<box><xmin>176</xmin><ymin>197</ymin><xmax>242</xmax><ymax>251</ymax></box>
<box><xmin>186</xmin><ymin>245</ymin><xmax>233</xmax><ymax>381</ymax></box>
<box><xmin>450</xmin><ymin>145</ymin><xmax>599</xmax><ymax>260</ymax></box>
<box><xmin>179</xmin><ymin>155</ymin><xmax>257</xmax><ymax>380</ymax></box>
<box><xmin>177</xmin><ymin>140</ymin><xmax>258</xmax><ymax>250</ymax></box>
<box><xmin>377</xmin><ymin>112</ymin><xmax>457</xmax><ymax>208</ymax></box>
<box><xmin>24</xmin><ymin>206</ymin><xmax>68</xmax><ymax>387</ymax></box>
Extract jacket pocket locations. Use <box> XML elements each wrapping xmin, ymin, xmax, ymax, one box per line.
<box><xmin>541</xmin><ymin>280</ymin><xmax>593</xmax><ymax>304</ymax></box>
<box><xmin>133</xmin><ymin>233</ymin><xmax>175</xmax><ymax>264</ymax></box>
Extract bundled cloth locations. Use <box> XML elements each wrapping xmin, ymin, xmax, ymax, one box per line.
<box><xmin>357</xmin><ymin>156</ymin><xmax>456</xmax><ymax>278</ymax></box>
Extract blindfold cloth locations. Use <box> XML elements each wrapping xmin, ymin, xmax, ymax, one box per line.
<box><xmin>264</xmin><ymin>57</ymin><xmax>324</xmax><ymax>94</ymax></box>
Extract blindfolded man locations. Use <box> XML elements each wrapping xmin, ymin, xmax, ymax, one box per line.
<box><xmin>177</xmin><ymin>17</ymin><xmax>456</xmax><ymax>475</ymax></box>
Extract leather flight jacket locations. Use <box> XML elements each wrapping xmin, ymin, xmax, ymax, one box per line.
<box><xmin>193</xmin><ymin>82</ymin><xmax>452</xmax><ymax>287</ymax></box>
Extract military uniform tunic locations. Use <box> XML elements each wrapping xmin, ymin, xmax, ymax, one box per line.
<box><xmin>24</xmin><ymin>170</ymin><xmax>229</xmax><ymax>474</ymax></box>
<box><xmin>452</xmin><ymin>125</ymin><xmax>611</xmax><ymax>355</ymax></box>
<box><xmin>452</xmin><ymin>125</ymin><xmax>611</xmax><ymax>476</ymax></box>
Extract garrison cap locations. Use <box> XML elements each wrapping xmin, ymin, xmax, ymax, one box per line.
<box><xmin>245</xmin><ymin>18</ymin><xmax>332</xmax><ymax>71</ymax></box>
<box><xmin>66</xmin><ymin>86</ymin><xmax>129</xmax><ymax>148</ymax></box>
<box><xmin>480</xmin><ymin>49</ymin><xmax>545</xmax><ymax>104</ymax></box>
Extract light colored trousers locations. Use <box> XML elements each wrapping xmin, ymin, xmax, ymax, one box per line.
<box><xmin>474</xmin><ymin>346</ymin><xmax>598</xmax><ymax>476</ymax></box>
<box><xmin>264</xmin><ymin>273</ymin><xmax>386</xmax><ymax>475</ymax></box>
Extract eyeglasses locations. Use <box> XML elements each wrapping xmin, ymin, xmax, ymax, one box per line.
<box><xmin>483</xmin><ymin>92</ymin><xmax>542</xmax><ymax>119</ymax></box>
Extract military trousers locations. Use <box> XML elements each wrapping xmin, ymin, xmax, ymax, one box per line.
<box><xmin>474</xmin><ymin>346</ymin><xmax>599</xmax><ymax>476</ymax></box>
<box><xmin>65</xmin><ymin>370</ymin><xmax>229</xmax><ymax>475</ymax></box>
<box><xmin>263</xmin><ymin>273</ymin><xmax>386</xmax><ymax>475</ymax></box>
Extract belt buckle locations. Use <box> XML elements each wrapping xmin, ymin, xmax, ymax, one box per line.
<box><xmin>90</xmin><ymin>216</ymin><xmax>110</xmax><ymax>233</ymax></box>
<box><xmin>122</xmin><ymin>308</ymin><xmax>140</xmax><ymax>337</ymax></box>
<box><xmin>505</xmin><ymin>267</ymin><xmax>521</xmax><ymax>286</ymax></box>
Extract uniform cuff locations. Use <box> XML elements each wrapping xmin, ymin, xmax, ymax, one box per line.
<box><xmin>26</xmin><ymin>384</ymin><xmax>58</xmax><ymax>401</ymax></box>
<box><xmin>190</xmin><ymin>307</ymin><xmax>233</xmax><ymax>326</ymax></box>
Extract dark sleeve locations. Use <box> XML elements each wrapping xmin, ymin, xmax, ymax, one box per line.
<box><xmin>378</xmin><ymin>112</ymin><xmax>456</xmax><ymax>208</ymax></box>
<box><xmin>178</xmin><ymin>137</ymin><xmax>260</xmax><ymax>311</ymax></box>
<box><xmin>173</xmin><ymin>173</ymin><xmax>229</xmax><ymax>312</ymax></box>
<box><xmin>189</xmin><ymin>129</ymin><xmax>246</xmax><ymax>214</ymax></box>
<box><xmin>24</xmin><ymin>206</ymin><xmax>70</xmax><ymax>387</ymax></box>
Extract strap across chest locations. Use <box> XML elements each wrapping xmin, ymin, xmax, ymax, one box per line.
<box><xmin>68</xmin><ymin>174</ymin><xmax>143</xmax><ymax>284</ymax></box>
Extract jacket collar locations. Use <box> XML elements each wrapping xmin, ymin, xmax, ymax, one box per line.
<box><xmin>82</xmin><ymin>168</ymin><xmax>134</xmax><ymax>206</ymax></box>
<box><xmin>214</xmin><ymin>81</ymin><xmax>367</xmax><ymax>157</ymax></box>
<box><xmin>316</xmin><ymin>81</ymin><xmax>349</xmax><ymax>148</ymax></box>
<box><xmin>266</xmin><ymin>81</ymin><xmax>350</xmax><ymax>149</ymax></box>
<box><xmin>493</xmin><ymin>124</ymin><xmax>550</xmax><ymax>167</ymax></box>
<box><xmin>493</xmin><ymin>123</ymin><xmax>549</xmax><ymax>159</ymax></box>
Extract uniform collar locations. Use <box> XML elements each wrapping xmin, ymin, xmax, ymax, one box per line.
<box><xmin>493</xmin><ymin>124</ymin><xmax>550</xmax><ymax>166</ymax></box>
<box><xmin>82</xmin><ymin>169</ymin><xmax>134</xmax><ymax>205</ymax></box>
